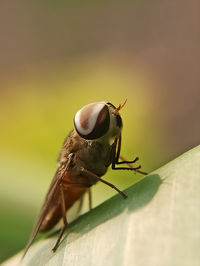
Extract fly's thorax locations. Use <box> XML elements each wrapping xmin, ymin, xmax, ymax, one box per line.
<box><xmin>58</xmin><ymin>129</ymin><xmax>112</xmax><ymax>177</ymax></box>
<box><xmin>74</xmin><ymin>101</ymin><xmax>123</xmax><ymax>144</ymax></box>
<box><xmin>76</xmin><ymin>139</ymin><xmax>112</xmax><ymax>177</ymax></box>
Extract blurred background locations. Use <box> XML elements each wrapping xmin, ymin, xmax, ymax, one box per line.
<box><xmin>0</xmin><ymin>0</ymin><xmax>199</xmax><ymax>263</ymax></box>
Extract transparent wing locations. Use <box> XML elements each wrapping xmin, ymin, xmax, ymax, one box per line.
<box><xmin>22</xmin><ymin>165</ymin><xmax>66</xmax><ymax>258</ymax></box>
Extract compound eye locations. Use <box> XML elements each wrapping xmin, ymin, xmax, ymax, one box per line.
<box><xmin>74</xmin><ymin>102</ymin><xmax>110</xmax><ymax>140</ymax></box>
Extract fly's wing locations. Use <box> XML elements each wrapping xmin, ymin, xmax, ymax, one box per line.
<box><xmin>23</xmin><ymin>165</ymin><xmax>66</xmax><ymax>258</ymax></box>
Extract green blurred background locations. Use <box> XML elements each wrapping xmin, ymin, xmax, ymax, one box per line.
<box><xmin>0</xmin><ymin>0</ymin><xmax>199</xmax><ymax>263</ymax></box>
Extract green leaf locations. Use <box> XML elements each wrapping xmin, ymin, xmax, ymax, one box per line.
<box><xmin>3</xmin><ymin>145</ymin><xmax>200</xmax><ymax>266</ymax></box>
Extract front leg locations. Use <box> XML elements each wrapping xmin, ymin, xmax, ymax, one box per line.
<box><xmin>112</xmin><ymin>136</ymin><xmax>148</xmax><ymax>175</ymax></box>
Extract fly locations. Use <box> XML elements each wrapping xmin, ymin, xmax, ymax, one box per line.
<box><xmin>23</xmin><ymin>100</ymin><xmax>147</xmax><ymax>257</ymax></box>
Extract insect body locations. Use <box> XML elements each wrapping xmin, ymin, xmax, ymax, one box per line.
<box><xmin>23</xmin><ymin>100</ymin><xmax>147</xmax><ymax>257</ymax></box>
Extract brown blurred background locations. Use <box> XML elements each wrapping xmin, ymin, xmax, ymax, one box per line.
<box><xmin>0</xmin><ymin>0</ymin><xmax>199</xmax><ymax>263</ymax></box>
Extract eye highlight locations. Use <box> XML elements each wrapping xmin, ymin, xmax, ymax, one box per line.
<box><xmin>74</xmin><ymin>102</ymin><xmax>110</xmax><ymax>140</ymax></box>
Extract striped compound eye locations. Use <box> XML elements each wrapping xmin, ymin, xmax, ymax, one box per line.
<box><xmin>74</xmin><ymin>102</ymin><xmax>110</xmax><ymax>140</ymax></box>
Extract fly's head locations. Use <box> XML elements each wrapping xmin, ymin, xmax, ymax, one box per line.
<box><xmin>74</xmin><ymin>100</ymin><xmax>126</xmax><ymax>143</ymax></box>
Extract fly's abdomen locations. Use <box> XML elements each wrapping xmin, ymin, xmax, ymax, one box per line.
<box><xmin>39</xmin><ymin>205</ymin><xmax>62</xmax><ymax>232</ymax></box>
<box><xmin>39</xmin><ymin>186</ymin><xmax>87</xmax><ymax>232</ymax></box>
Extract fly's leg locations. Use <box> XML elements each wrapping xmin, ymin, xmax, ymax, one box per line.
<box><xmin>114</xmin><ymin>154</ymin><xmax>142</xmax><ymax>171</ymax></box>
<box><xmin>112</xmin><ymin>156</ymin><xmax>148</xmax><ymax>175</ymax></box>
<box><xmin>52</xmin><ymin>184</ymin><xmax>68</xmax><ymax>252</ymax></box>
<box><xmin>88</xmin><ymin>188</ymin><xmax>92</xmax><ymax>210</ymax></box>
<box><xmin>119</xmin><ymin>155</ymin><xmax>139</xmax><ymax>165</ymax></box>
<box><xmin>112</xmin><ymin>136</ymin><xmax>148</xmax><ymax>175</ymax></box>
<box><xmin>76</xmin><ymin>188</ymin><xmax>92</xmax><ymax>215</ymax></box>
<box><xmin>76</xmin><ymin>194</ymin><xmax>84</xmax><ymax>215</ymax></box>
<box><xmin>80</xmin><ymin>167</ymin><xmax>127</xmax><ymax>199</ymax></box>
<box><xmin>116</xmin><ymin>155</ymin><xmax>141</xmax><ymax>169</ymax></box>
<box><xmin>52</xmin><ymin>163</ymin><xmax>128</xmax><ymax>252</ymax></box>
<box><xmin>52</xmin><ymin>182</ymin><xmax>92</xmax><ymax>252</ymax></box>
<box><xmin>119</xmin><ymin>155</ymin><xmax>149</xmax><ymax>175</ymax></box>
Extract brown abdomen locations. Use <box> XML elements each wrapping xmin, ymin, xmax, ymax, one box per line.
<box><xmin>39</xmin><ymin>187</ymin><xmax>87</xmax><ymax>232</ymax></box>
